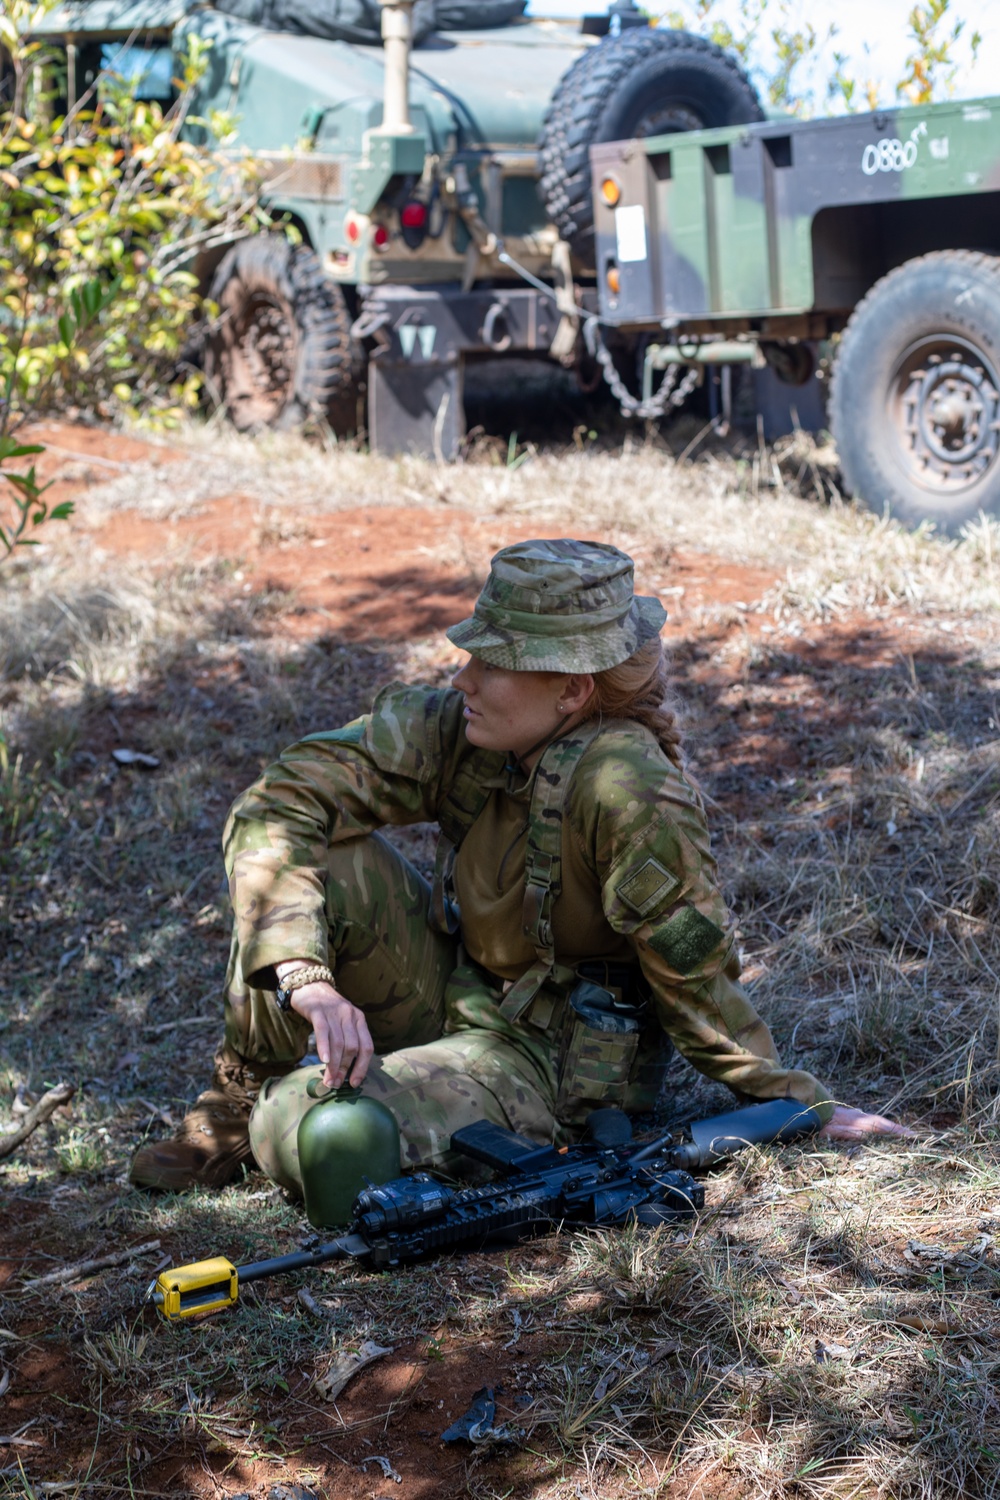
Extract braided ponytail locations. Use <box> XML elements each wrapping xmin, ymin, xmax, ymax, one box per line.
<box><xmin>582</xmin><ymin>638</ymin><xmax>682</xmax><ymax>766</ymax></box>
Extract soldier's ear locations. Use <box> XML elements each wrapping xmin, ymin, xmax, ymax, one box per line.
<box><xmin>561</xmin><ymin>674</ymin><xmax>595</xmax><ymax>712</ymax></box>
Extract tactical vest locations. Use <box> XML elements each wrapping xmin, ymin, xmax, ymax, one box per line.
<box><xmin>430</xmin><ymin>720</ymin><xmax>670</xmax><ymax>1121</ymax></box>
<box><xmin>430</xmin><ymin>721</ymin><xmax>603</xmax><ymax>1020</ymax></box>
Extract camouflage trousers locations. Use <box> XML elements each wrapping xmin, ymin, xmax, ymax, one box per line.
<box><xmin>232</xmin><ymin>833</ymin><xmax>564</xmax><ymax>1188</ymax></box>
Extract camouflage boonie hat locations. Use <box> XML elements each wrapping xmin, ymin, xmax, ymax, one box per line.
<box><xmin>446</xmin><ymin>539</ymin><xmax>666</xmax><ymax>672</ymax></box>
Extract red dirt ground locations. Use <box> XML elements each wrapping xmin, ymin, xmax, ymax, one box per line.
<box><xmin>83</xmin><ymin>493</ymin><xmax>783</xmax><ymax>644</ymax></box>
<box><xmin>23</xmin><ymin>421</ymin><xmax>928</xmax><ymax>662</ymax></box>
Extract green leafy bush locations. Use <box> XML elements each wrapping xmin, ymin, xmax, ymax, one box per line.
<box><xmin>0</xmin><ymin>0</ymin><xmax>267</xmax><ymax>559</ymax></box>
<box><xmin>664</xmin><ymin>0</ymin><xmax>981</xmax><ymax>116</ymax></box>
<box><xmin>1</xmin><ymin>21</ymin><xmax>264</xmax><ymax>423</ymax></box>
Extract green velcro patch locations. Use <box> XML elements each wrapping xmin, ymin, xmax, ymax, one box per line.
<box><xmin>617</xmin><ymin>857</ymin><xmax>681</xmax><ymax>918</ymax></box>
<box><xmin>300</xmin><ymin>721</ymin><xmax>366</xmax><ymax>746</ymax></box>
<box><xmin>647</xmin><ymin>904</ymin><xmax>726</xmax><ymax>975</ymax></box>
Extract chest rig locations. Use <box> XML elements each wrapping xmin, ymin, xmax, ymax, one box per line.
<box><xmin>430</xmin><ymin>722</ymin><xmax>604</xmax><ymax>1021</ymax></box>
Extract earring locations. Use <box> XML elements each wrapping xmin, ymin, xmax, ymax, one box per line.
<box><xmin>557</xmin><ymin>703</ymin><xmax>565</xmax><ymax>712</ymax></box>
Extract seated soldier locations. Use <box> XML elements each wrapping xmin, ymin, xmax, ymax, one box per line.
<box><xmin>130</xmin><ymin>538</ymin><xmax>907</xmax><ymax>1194</ymax></box>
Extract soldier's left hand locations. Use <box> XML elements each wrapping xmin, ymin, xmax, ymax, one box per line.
<box><xmin>819</xmin><ymin>1105</ymin><xmax>915</xmax><ymax>1140</ymax></box>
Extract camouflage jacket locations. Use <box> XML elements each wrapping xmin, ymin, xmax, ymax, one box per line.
<box><xmin>224</xmin><ymin>683</ymin><xmax>831</xmax><ymax>1112</ymax></box>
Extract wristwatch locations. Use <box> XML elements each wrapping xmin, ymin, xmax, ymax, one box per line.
<box><xmin>274</xmin><ymin>964</ymin><xmax>335</xmax><ymax>1012</ymax></box>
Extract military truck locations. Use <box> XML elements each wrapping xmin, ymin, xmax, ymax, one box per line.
<box><xmin>27</xmin><ymin>0</ymin><xmax>766</xmax><ymax>454</ymax></box>
<box><xmin>24</xmin><ymin>1</ymin><xmax>1000</xmax><ymax>528</ymax></box>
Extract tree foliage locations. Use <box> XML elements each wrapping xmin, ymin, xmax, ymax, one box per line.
<box><xmin>660</xmin><ymin>0</ymin><xmax>981</xmax><ymax>117</ymax></box>
<box><xmin>897</xmin><ymin>0</ymin><xmax>981</xmax><ymax>106</ymax></box>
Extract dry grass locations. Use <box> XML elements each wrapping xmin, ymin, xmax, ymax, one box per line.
<box><xmin>2</xmin><ymin>422</ymin><xmax>1000</xmax><ymax>1498</ymax></box>
<box><xmin>70</xmin><ymin>419</ymin><xmax>1000</xmax><ymax>619</ymax></box>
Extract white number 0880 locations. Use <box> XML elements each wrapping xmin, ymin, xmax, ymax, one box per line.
<box><xmin>862</xmin><ymin>137</ymin><xmax>918</xmax><ymax>175</ymax></box>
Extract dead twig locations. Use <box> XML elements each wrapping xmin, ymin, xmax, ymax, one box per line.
<box><xmin>19</xmin><ymin>1240</ymin><xmax>161</xmax><ymax>1293</ymax></box>
<box><xmin>0</xmin><ymin>1421</ymin><xmax>44</xmax><ymax>1448</ymax></box>
<box><xmin>0</xmin><ymin>1082</ymin><xmax>75</xmax><ymax>1161</ymax></box>
<box><xmin>676</xmin><ymin>419</ymin><xmax>715</xmax><ymax>466</ymax></box>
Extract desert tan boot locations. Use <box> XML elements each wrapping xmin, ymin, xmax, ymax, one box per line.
<box><xmin>129</xmin><ymin>1042</ymin><xmax>292</xmax><ymax>1191</ymax></box>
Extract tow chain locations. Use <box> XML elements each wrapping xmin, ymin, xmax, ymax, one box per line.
<box><xmin>352</xmin><ymin>247</ymin><xmax>699</xmax><ymax>424</ymax></box>
<box><xmin>472</xmin><ymin>237</ymin><xmax>701</xmax><ymax>420</ymax></box>
<box><xmin>583</xmin><ymin>315</ymin><xmax>700</xmax><ymax>421</ymax></box>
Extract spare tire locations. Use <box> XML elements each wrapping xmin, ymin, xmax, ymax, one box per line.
<box><xmin>539</xmin><ymin>27</ymin><xmax>764</xmax><ymax>263</ymax></box>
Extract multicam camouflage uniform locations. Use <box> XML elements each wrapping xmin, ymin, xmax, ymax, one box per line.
<box><xmin>235</xmin><ymin>540</ymin><xmax>831</xmax><ymax>1194</ymax></box>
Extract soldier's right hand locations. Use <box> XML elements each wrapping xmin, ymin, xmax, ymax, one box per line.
<box><xmin>289</xmin><ymin>983</ymin><xmax>374</xmax><ymax>1088</ymax></box>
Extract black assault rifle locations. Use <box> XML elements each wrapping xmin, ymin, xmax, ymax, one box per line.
<box><xmin>149</xmin><ymin>1098</ymin><xmax>821</xmax><ymax>1320</ymax></box>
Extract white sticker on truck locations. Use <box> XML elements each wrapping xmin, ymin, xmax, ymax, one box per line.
<box><xmin>615</xmin><ymin>204</ymin><xmax>648</xmax><ymax>263</ymax></box>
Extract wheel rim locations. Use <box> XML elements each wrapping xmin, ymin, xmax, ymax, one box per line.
<box><xmin>889</xmin><ymin>335</ymin><xmax>1000</xmax><ymax>494</ymax></box>
<box><xmin>224</xmin><ymin>292</ymin><xmax>297</xmax><ymax>427</ymax></box>
<box><xmin>631</xmin><ymin>103</ymin><xmax>705</xmax><ymax>138</ymax></box>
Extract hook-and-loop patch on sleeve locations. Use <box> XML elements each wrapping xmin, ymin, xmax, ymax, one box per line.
<box><xmin>646</xmin><ymin>904</ymin><xmax>728</xmax><ymax>975</ymax></box>
<box><xmin>617</xmin><ymin>856</ymin><xmax>681</xmax><ymax>918</ymax></box>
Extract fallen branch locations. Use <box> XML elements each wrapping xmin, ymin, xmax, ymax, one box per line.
<box><xmin>20</xmin><ymin>1240</ymin><xmax>161</xmax><ymax>1293</ymax></box>
<box><xmin>0</xmin><ymin>1082</ymin><xmax>74</xmax><ymax>1161</ymax></box>
<box><xmin>0</xmin><ymin>1421</ymin><xmax>44</xmax><ymax>1448</ymax></box>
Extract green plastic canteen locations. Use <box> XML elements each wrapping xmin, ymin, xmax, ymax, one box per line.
<box><xmin>297</xmin><ymin>1078</ymin><xmax>401</xmax><ymax>1229</ymax></box>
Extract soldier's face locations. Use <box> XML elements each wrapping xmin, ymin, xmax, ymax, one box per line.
<box><xmin>452</xmin><ymin>655</ymin><xmax>571</xmax><ymax>761</ymax></box>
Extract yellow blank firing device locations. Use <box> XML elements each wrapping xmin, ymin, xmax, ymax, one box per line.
<box><xmin>148</xmin><ymin>1239</ymin><xmax>360</xmax><ymax>1320</ymax></box>
<box><xmin>149</xmin><ymin>1257</ymin><xmax>239</xmax><ymax>1321</ymax></box>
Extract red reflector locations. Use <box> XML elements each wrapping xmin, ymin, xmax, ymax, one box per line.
<box><xmin>372</xmin><ymin>223</ymin><xmax>390</xmax><ymax>249</ymax></box>
<box><xmin>345</xmin><ymin>215</ymin><xmax>360</xmax><ymax>244</ymax></box>
<box><xmin>400</xmin><ymin>201</ymin><xmax>427</xmax><ymax>229</ymax></box>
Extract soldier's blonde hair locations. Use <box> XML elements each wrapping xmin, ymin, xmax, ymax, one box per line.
<box><xmin>583</xmin><ymin>638</ymin><xmax>682</xmax><ymax>767</ymax></box>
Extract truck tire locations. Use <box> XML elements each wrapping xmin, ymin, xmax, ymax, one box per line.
<box><xmin>538</xmin><ymin>27</ymin><xmax>763</xmax><ymax>262</ymax></box>
<box><xmin>830</xmin><ymin>251</ymin><xmax>1000</xmax><ymax>532</ymax></box>
<box><xmin>204</xmin><ymin>235</ymin><xmax>361</xmax><ymax>434</ymax></box>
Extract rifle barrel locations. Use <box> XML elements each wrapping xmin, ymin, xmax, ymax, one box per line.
<box><xmin>238</xmin><ymin>1235</ymin><xmax>359</xmax><ymax>1283</ymax></box>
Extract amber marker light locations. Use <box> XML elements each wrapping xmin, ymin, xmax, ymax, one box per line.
<box><xmin>606</xmin><ymin>264</ymin><xmax>621</xmax><ymax>295</ymax></box>
<box><xmin>600</xmin><ymin>176</ymin><xmax>621</xmax><ymax>206</ymax></box>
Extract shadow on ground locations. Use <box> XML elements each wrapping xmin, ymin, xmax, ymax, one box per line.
<box><xmin>2</xmin><ymin>567</ymin><xmax>1000</xmax><ymax>1498</ymax></box>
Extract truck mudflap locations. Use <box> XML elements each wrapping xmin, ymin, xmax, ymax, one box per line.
<box><xmin>356</xmin><ymin>285</ymin><xmax>597</xmax><ymax>459</ymax></box>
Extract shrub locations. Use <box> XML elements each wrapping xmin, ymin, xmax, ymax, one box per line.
<box><xmin>0</xmin><ymin>0</ymin><xmax>267</xmax><ymax>559</ymax></box>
